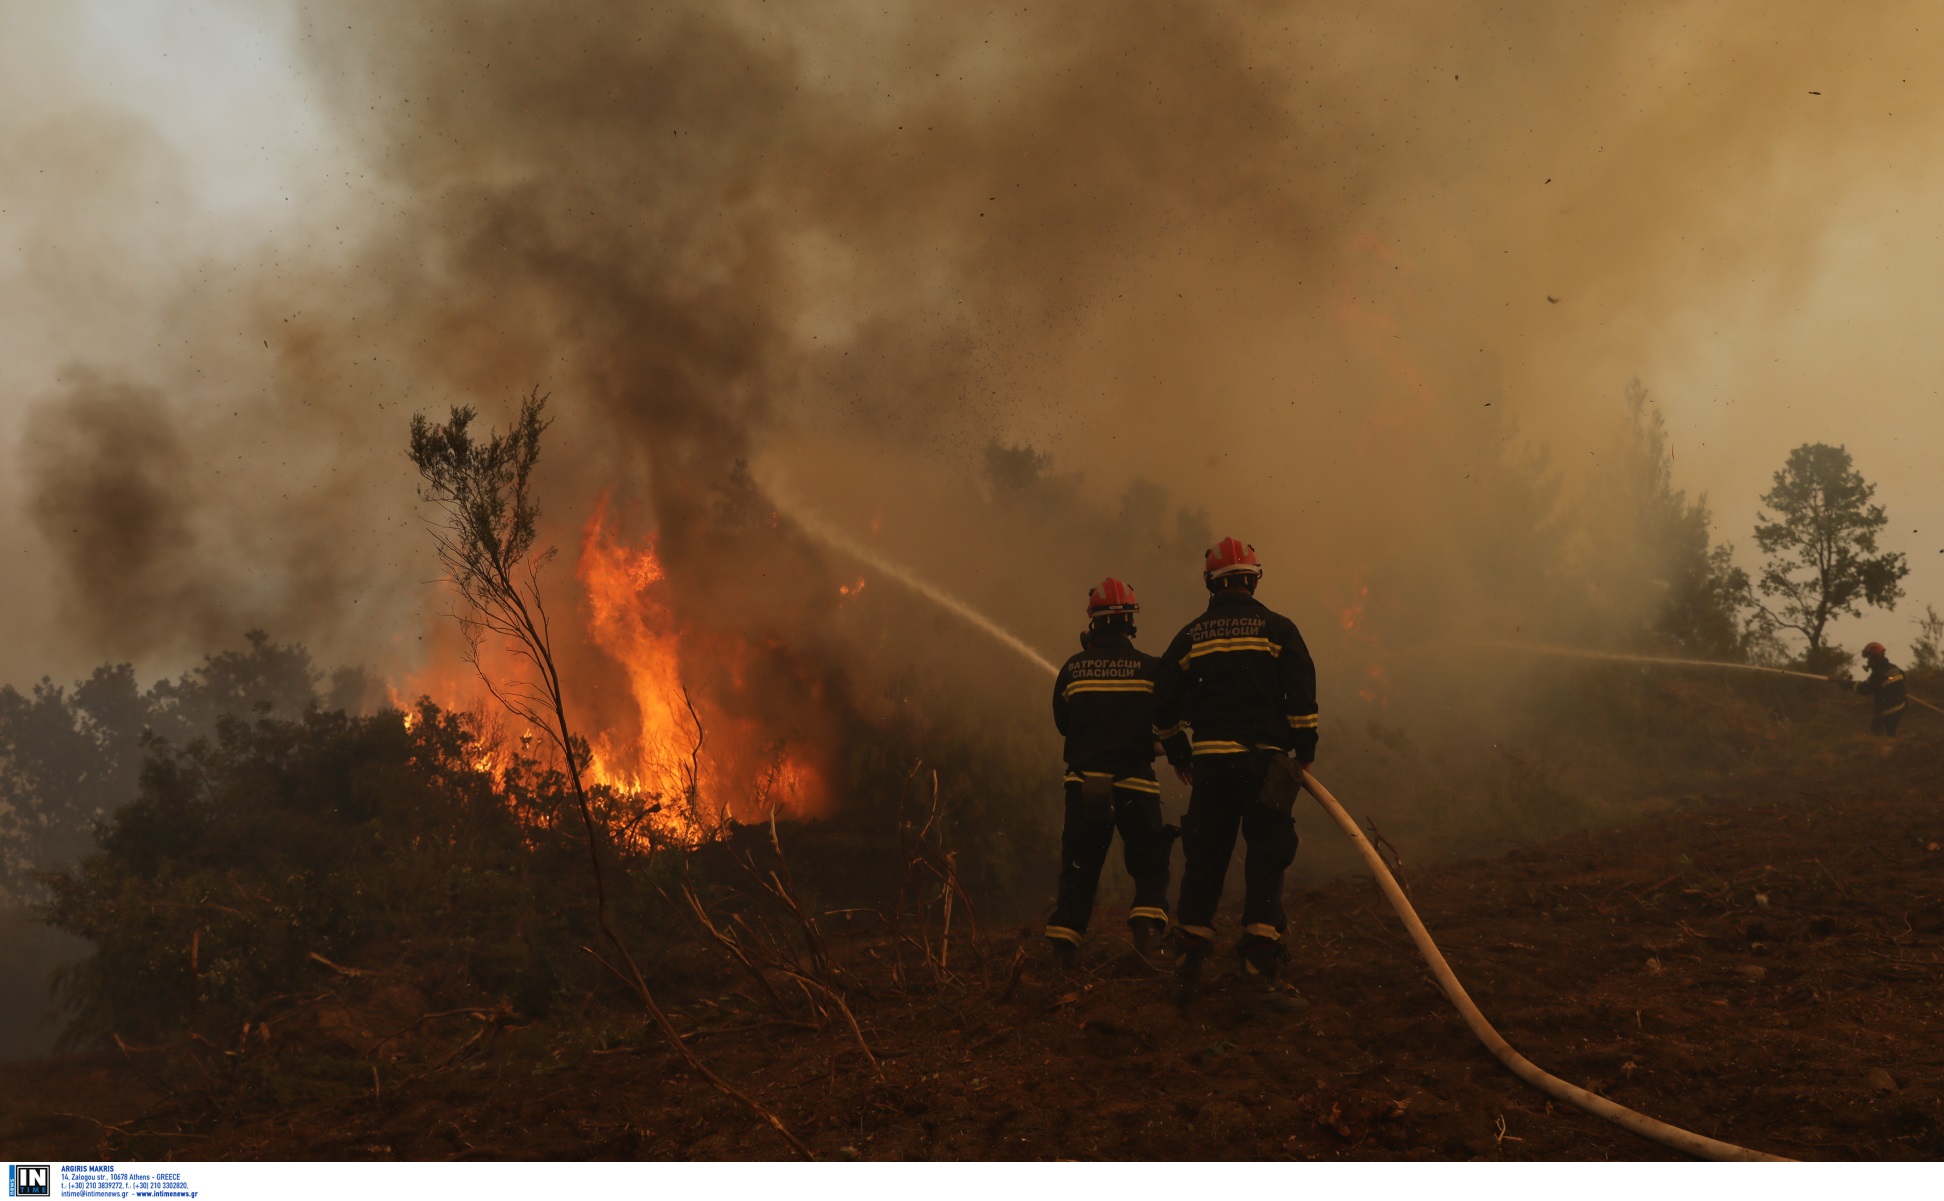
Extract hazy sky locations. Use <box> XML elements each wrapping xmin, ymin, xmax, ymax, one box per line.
<box><xmin>3</xmin><ymin>2</ymin><xmax>1941</xmax><ymax>687</ymax></box>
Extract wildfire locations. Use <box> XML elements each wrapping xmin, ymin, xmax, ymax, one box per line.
<box><xmin>390</xmin><ymin>493</ymin><xmax>831</xmax><ymax>845</ymax></box>
<box><xmin>1337</xmin><ymin>583</ymin><xmax>1392</xmax><ymax>707</ymax></box>
<box><xmin>575</xmin><ymin>497</ymin><xmax>830</xmax><ymax>835</ymax></box>
<box><xmin>387</xmin><ymin>684</ymin><xmax>519</xmax><ymax>787</ymax></box>
<box><xmin>575</xmin><ymin>503</ymin><xmax>706</xmax><ymax>817</ymax></box>
<box><xmin>837</xmin><ymin>577</ymin><xmax>867</xmax><ymax>598</ymax></box>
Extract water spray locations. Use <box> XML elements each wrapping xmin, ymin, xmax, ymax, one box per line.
<box><xmin>1456</xmin><ymin>640</ymin><xmax>1942</xmax><ymax>714</ymax></box>
<box><xmin>767</xmin><ymin>487</ymin><xmax>1061</xmax><ymax>677</ymax></box>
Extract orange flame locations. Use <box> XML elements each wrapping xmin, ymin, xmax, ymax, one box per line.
<box><xmin>390</xmin><ymin>494</ymin><xmax>830</xmax><ymax>845</ymax></box>
<box><xmin>1337</xmin><ymin>583</ymin><xmax>1392</xmax><ymax>707</ymax></box>
<box><xmin>575</xmin><ymin>497</ymin><xmax>829</xmax><ymax>837</ymax></box>
<box><xmin>575</xmin><ymin>504</ymin><xmax>702</xmax><ymax>812</ymax></box>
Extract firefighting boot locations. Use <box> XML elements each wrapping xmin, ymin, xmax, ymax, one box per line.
<box><xmin>1171</xmin><ymin>937</ymin><xmax>1210</xmax><ymax>1008</ymax></box>
<box><xmin>1129</xmin><ymin>916</ymin><xmax>1167</xmax><ymax>957</ymax></box>
<box><xmin>1238</xmin><ymin>939</ymin><xmax>1308</xmax><ymax>1016</ymax></box>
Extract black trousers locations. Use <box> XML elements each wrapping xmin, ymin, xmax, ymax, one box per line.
<box><xmin>1046</xmin><ymin>781</ymin><xmax>1172</xmax><ymax>942</ymax></box>
<box><xmin>1174</xmin><ymin>754</ymin><xmax>1298</xmax><ymax>947</ymax></box>
<box><xmin>1872</xmin><ymin>710</ymin><xmax>1903</xmax><ymax>737</ymax></box>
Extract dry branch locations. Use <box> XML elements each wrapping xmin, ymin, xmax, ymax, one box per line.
<box><xmin>682</xmin><ymin>882</ymin><xmax>795</xmax><ymax>1018</ymax></box>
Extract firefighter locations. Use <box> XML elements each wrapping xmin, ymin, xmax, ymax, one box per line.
<box><xmin>1046</xmin><ymin>578</ymin><xmax>1189</xmax><ymax>970</ymax></box>
<box><xmin>1832</xmin><ymin>642</ymin><xmax>1907</xmax><ymax>736</ymax></box>
<box><xmin>1153</xmin><ymin>538</ymin><xmax>1318</xmax><ymax>1012</ymax></box>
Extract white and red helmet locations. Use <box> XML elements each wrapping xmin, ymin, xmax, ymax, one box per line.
<box><xmin>1203</xmin><ymin>537</ymin><xmax>1263</xmax><ymax>582</ymax></box>
<box><xmin>1087</xmin><ymin>577</ymin><xmax>1140</xmax><ymax>617</ymax></box>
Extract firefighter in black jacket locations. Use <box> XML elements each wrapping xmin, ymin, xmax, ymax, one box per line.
<box><xmin>1153</xmin><ymin>538</ymin><xmax>1317</xmax><ymax>1011</ymax></box>
<box><xmin>1833</xmin><ymin>641</ymin><xmax>1907</xmax><ymax>736</ymax></box>
<box><xmin>1046</xmin><ymin>578</ymin><xmax>1190</xmax><ymax>969</ymax></box>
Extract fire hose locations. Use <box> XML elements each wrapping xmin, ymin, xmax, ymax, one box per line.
<box><xmin>1301</xmin><ymin>637</ymin><xmax>1939</xmax><ymax>1159</ymax></box>
<box><xmin>1318</xmin><ymin>634</ymin><xmax>1916</xmax><ymax>1155</ymax></box>
<box><xmin>1300</xmin><ymin>766</ymin><xmax>1788</xmax><ymax>1161</ymax></box>
<box><xmin>791</xmin><ymin>518</ymin><xmax>1805</xmax><ymax>1156</ymax></box>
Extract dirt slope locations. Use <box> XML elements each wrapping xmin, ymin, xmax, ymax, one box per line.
<box><xmin>4</xmin><ymin>729</ymin><xmax>1941</xmax><ymax>1161</ymax></box>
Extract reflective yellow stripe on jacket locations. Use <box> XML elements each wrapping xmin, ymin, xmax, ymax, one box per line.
<box><xmin>1062</xmin><ymin>679</ymin><xmax>1155</xmax><ymax>699</ymax></box>
<box><xmin>1178</xmin><ymin>636</ymin><xmax>1281</xmax><ymax>667</ymax></box>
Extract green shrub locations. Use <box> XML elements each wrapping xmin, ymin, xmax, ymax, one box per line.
<box><xmin>40</xmin><ymin>702</ymin><xmax>608</xmax><ymax>1048</ymax></box>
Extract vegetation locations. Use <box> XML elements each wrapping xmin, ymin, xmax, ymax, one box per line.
<box><xmin>0</xmin><ymin>632</ymin><xmax>328</xmax><ymax>905</ymax></box>
<box><xmin>1608</xmin><ymin>380</ymin><xmax>1756</xmax><ymax>659</ymax></box>
<box><xmin>1751</xmin><ymin>442</ymin><xmax>1908</xmax><ymax>665</ymax></box>
<box><xmin>39</xmin><ymin>702</ymin><xmax>600</xmax><ymax>1049</ymax></box>
<box><xmin>13</xmin><ymin>632</ymin><xmax>1031</xmax><ymax>1064</ymax></box>
<box><xmin>1911</xmin><ymin>604</ymin><xmax>1944</xmax><ymax>675</ymax></box>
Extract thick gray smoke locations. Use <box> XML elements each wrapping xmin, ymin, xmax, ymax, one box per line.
<box><xmin>4</xmin><ymin>1</ymin><xmax>1942</xmax><ymax>700</ymax></box>
<box><xmin>262</xmin><ymin>2</ymin><xmax>1571</xmax><ymax>681</ymax></box>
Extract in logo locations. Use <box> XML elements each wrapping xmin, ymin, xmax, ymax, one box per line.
<box><xmin>8</xmin><ymin>1165</ymin><xmax>49</xmax><ymax>1198</ymax></box>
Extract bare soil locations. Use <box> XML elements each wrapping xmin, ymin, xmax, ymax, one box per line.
<box><xmin>5</xmin><ymin>726</ymin><xmax>1941</xmax><ymax>1161</ymax></box>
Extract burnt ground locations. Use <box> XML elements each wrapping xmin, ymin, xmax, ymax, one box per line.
<box><xmin>4</xmin><ymin>728</ymin><xmax>1942</xmax><ymax>1162</ymax></box>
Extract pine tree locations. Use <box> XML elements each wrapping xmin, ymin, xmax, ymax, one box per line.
<box><xmin>1752</xmin><ymin>443</ymin><xmax>1908</xmax><ymax>660</ymax></box>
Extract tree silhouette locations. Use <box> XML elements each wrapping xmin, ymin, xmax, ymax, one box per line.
<box><xmin>1607</xmin><ymin>380</ymin><xmax>1753</xmax><ymax>658</ymax></box>
<box><xmin>1911</xmin><ymin>604</ymin><xmax>1944</xmax><ymax>673</ymax></box>
<box><xmin>0</xmin><ymin>633</ymin><xmax>323</xmax><ymax>905</ymax></box>
<box><xmin>1751</xmin><ymin>443</ymin><xmax>1907</xmax><ymax>658</ymax></box>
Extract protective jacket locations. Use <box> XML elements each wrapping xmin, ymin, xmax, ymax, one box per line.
<box><xmin>1052</xmin><ymin>631</ymin><xmax>1188</xmax><ymax>781</ymax></box>
<box><xmin>1849</xmin><ymin>658</ymin><xmax>1908</xmax><ymax>718</ymax></box>
<box><xmin>1153</xmin><ymin>591</ymin><xmax>1318</xmax><ymax>764</ymax></box>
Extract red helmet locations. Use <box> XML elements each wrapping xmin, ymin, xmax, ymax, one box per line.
<box><xmin>1203</xmin><ymin>537</ymin><xmax>1263</xmax><ymax>582</ymax></box>
<box><xmin>1087</xmin><ymin>577</ymin><xmax>1140</xmax><ymax>616</ymax></box>
<box><xmin>1862</xmin><ymin>641</ymin><xmax>1887</xmax><ymax>659</ymax></box>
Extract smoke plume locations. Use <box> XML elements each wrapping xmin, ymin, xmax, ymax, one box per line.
<box><xmin>5</xmin><ymin>0</ymin><xmax>1944</xmax><ymax>714</ymax></box>
<box><xmin>24</xmin><ymin>376</ymin><xmax>211</xmax><ymax>654</ymax></box>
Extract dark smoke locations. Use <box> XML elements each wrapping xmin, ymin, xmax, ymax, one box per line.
<box><xmin>23</xmin><ymin>375</ymin><xmax>214</xmax><ymax>656</ymax></box>
<box><xmin>11</xmin><ymin>2</ymin><xmax>1942</xmax><ymax>711</ymax></box>
<box><xmin>260</xmin><ymin>4</ymin><xmax>1383</xmax><ymax>663</ymax></box>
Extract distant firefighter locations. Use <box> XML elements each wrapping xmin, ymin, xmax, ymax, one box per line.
<box><xmin>1153</xmin><ymin>538</ymin><xmax>1318</xmax><ymax>1012</ymax></box>
<box><xmin>1045</xmin><ymin>578</ymin><xmax>1189</xmax><ymax>970</ymax></box>
<box><xmin>1832</xmin><ymin>641</ymin><xmax>1907</xmax><ymax>736</ymax></box>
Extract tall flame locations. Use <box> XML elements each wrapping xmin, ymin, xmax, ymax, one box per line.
<box><xmin>390</xmin><ymin>493</ymin><xmax>830</xmax><ymax>844</ymax></box>
<box><xmin>575</xmin><ymin>501</ymin><xmax>704</xmax><ymax>812</ymax></box>
<box><xmin>574</xmin><ymin>495</ymin><xmax>831</xmax><ymax>835</ymax></box>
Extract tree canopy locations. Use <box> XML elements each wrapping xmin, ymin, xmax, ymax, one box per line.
<box><xmin>1752</xmin><ymin>442</ymin><xmax>1907</xmax><ymax>658</ymax></box>
<box><xmin>0</xmin><ymin>632</ymin><xmax>327</xmax><ymax>904</ymax></box>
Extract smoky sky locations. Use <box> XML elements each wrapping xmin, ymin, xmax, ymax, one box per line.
<box><xmin>4</xmin><ymin>1</ymin><xmax>1944</xmax><ymax>690</ymax></box>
